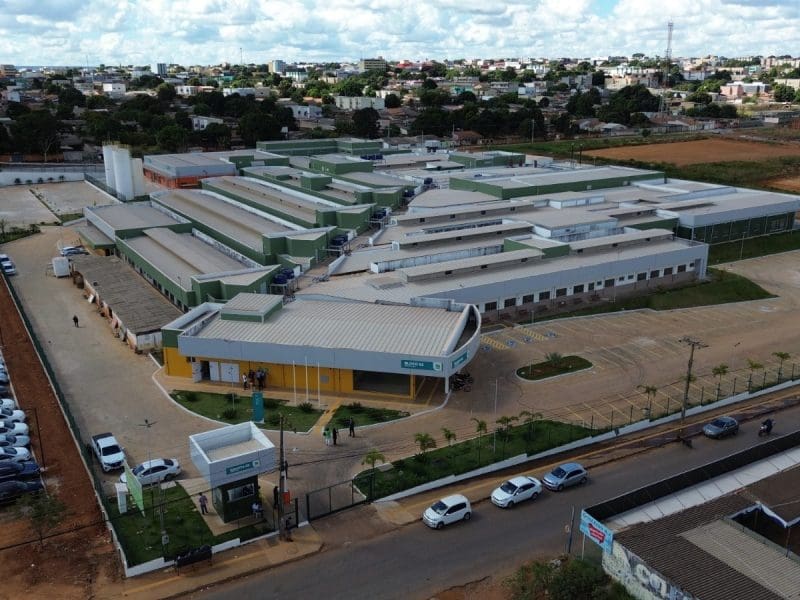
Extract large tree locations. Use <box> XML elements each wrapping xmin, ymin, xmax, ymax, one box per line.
<box><xmin>351</xmin><ymin>107</ymin><xmax>380</xmax><ymax>138</ymax></box>
<box><xmin>10</xmin><ymin>110</ymin><xmax>62</xmax><ymax>160</ymax></box>
<box><xmin>238</xmin><ymin>111</ymin><xmax>281</xmax><ymax>146</ymax></box>
<box><xmin>156</xmin><ymin>124</ymin><xmax>188</xmax><ymax>152</ymax></box>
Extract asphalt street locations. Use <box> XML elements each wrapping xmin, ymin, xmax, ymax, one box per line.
<box><xmin>194</xmin><ymin>399</ymin><xmax>800</xmax><ymax>600</ymax></box>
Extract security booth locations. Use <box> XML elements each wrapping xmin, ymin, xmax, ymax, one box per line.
<box><xmin>189</xmin><ymin>422</ymin><xmax>276</xmax><ymax>523</ymax></box>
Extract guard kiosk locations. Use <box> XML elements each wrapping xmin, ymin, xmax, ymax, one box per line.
<box><xmin>189</xmin><ymin>422</ymin><xmax>276</xmax><ymax>522</ymax></box>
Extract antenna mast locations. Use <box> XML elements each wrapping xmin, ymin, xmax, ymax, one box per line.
<box><xmin>659</xmin><ymin>21</ymin><xmax>674</xmax><ymax>114</ymax></box>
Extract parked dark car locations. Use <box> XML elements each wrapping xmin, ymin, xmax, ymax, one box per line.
<box><xmin>0</xmin><ymin>480</ymin><xmax>43</xmax><ymax>504</ymax></box>
<box><xmin>703</xmin><ymin>416</ymin><xmax>739</xmax><ymax>439</ymax></box>
<box><xmin>0</xmin><ymin>460</ymin><xmax>40</xmax><ymax>482</ymax></box>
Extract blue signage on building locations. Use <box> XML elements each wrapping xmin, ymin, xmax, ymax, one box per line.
<box><xmin>451</xmin><ymin>352</ymin><xmax>468</xmax><ymax>368</ymax></box>
<box><xmin>580</xmin><ymin>510</ymin><xmax>614</xmax><ymax>553</ymax></box>
<box><xmin>401</xmin><ymin>359</ymin><xmax>442</xmax><ymax>372</ymax></box>
<box><xmin>225</xmin><ymin>459</ymin><xmax>261</xmax><ymax>476</ymax></box>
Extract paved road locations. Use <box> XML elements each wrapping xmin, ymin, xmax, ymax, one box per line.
<box><xmin>194</xmin><ymin>399</ymin><xmax>800</xmax><ymax>600</ymax></box>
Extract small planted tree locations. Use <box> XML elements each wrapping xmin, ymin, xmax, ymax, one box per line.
<box><xmin>496</xmin><ymin>415</ymin><xmax>518</xmax><ymax>439</ymax></box>
<box><xmin>638</xmin><ymin>385</ymin><xmax>658</xmax><ymax>418</ymax></box>
<box><xmin>747</xmin><ymin>358</ymin><xmax>764</xmax><ymax>391</ymax></box>
<box><xmin>362</xmin><ymin>449</ymin><xmax>386</xmax><ymax>472</ymax></box>
<box><xmin>773</xmin><ymin>351</ymin><xmax>790</xmax><ymax>381</ymax></box>
<box><xmin>712</xmin><ymin>364</ymin><xmax>728</xmax><ymax>399</ymax></box>
<box><xmin>414</xmin><ymin>432</ymin><xmax>436</xmax><ymax>460</ymax></box>
<box><xmin>472</xmin><ymin>418</ymin><xmax>487</xmax><ymax>464</ymax></box>
<box><xmin>519</xmin><ymin>410</ymin><xmax>542</xmax><ymax>441</ymax></box>
<box><xmin>441</xmin><ymin>427</ymin><xmax>456</xmax><ymax>446</ymax></box>
<box><xmin>545</xmin><ymin>352</ymin><xmax>563</xmax><ymax>367</ymax></box>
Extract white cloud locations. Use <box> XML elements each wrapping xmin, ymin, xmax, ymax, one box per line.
<box><xmin>0</xmin><ymin>0</ymin><xmax>798</xmax><ymax>65</ymax></box>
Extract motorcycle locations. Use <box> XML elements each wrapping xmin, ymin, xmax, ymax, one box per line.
<box><xmin>758</xmin><ymin>419</ymin><xmax>774</xmax><ymax>437</ymax></box>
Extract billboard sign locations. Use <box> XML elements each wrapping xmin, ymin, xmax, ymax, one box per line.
<box><xmin>580</xmin><ymin>510</ymin><xmax>614</xmax><ymax>553</ymax></box>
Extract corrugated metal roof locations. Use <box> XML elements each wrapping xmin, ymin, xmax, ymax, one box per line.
<box><xmin>194</xmin><ymin>299</ymin><xmax>463</xmax><ymax>356</ymax></box>
<box><xmin>90</xmin><ymin>203</ymin><xmax>179</xmax><ymax>230</ymax></box>
<box><xmin>615</xmin><ymin>495</ymin><xmax>787</xmax><ymax>600</ymax></box>
<box><xmin>223</xmin><ymin>293</ymin><xmax>282</xmax><ymax>313</ymax></box>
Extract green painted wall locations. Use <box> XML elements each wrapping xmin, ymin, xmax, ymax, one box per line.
<box><xmin>161</xmin><ymin>327</ymin><xmax>181</xmax><ymax>348</ymax></box>
<box><xmin>309</xmin><ymin>157</ymin><xmax>373</xmax><ymax>175</ymax></box>
<box><xmin>116</xmin><ymin>238</ymin><xmax>197</xmax><ymax>307</ymax></box>
<box><xmin>285</xmin><ymin>232</ymin><xmax>329</xmax><ymax>262</ymax></box>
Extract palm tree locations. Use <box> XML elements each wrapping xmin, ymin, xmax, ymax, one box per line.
<box><xmin>773</xmin><ymin>351</ymin><xmax>790</xmax><ymax>381</ymax></box>
<box><xmin>519</xmin><ymin>410</ymin><xmax>542</xmax><ymax>441</ymax></box>
<box><xmin>472</xmin><ymin>418</ymin><xmax>487</xmax><ymax>463</ymax></box>
<box><xmin>638</xmin><ymin>385</ymin><xmax>657</xmax><ymax>418</ymax></box>
<box><xmin>747</xmin><ymin>358</ymin><xmax>764</xmax><ymax>391</ymax></box>
<box><xmin>545</xmin><ymin>352</ymin><xmax>563</xmax><ymax>366</ymax></box>
<box><xmin>414</xmin><ymin>432</ymin><xmax>436</xmax><ymax>459</ymax></box>
<box><xmin>362</xmin><ymin>449</ymin><xmax>386</xmax><ymax>472</ymax></box>
<box><xmin>712</xmin><ymin>364</ymin><xmax>728</xmax><ymax>399</ymax></box>
<box><xmin>441</xmin><ymin>427</ymin><xmax>456</xmax><ymax>446</ymax></box>
<box><xmin>496</xmin><ymin>415</ymin><xmax>518</xmax><ymax>438</ymax></box>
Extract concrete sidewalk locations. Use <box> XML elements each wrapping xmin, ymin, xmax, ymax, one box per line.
<box><xmin>97</xmin><ymin>525</ymin><xmax>322</xmax><ymax>599</ymax></box>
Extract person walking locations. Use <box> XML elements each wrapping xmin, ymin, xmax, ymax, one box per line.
<box><xmin>198</xmin><ymin>492</ymin><xmax>208</xmax><ymax>515</ymax></box>
<box><xmin>323</xmin><ymin>427</ymin><xmax>331</xmax><ymax>446</ymax></box>
<box><xmin>349</xmin><ymin>417</ymin><xmax>356</xmax><ymax>437</ymax></box>
<box><xmin>332</xmin><ymin>427</ymin><xmax>338</xmax><ymax>446</ymax></box>
<box><xmin>242</xmin><ymin>374</ymin><xmax>248</xmax><ymax>389</ymax></box>
<box><xmin>72</xmin><ymin>315</ymin><xmax>79</xmax><ymax>328</ymax></box>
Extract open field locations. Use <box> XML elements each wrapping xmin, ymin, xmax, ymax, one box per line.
<box><xmin>585</xmin><ymin>137</ymin><xmax>800</xmax><ymax>167</ymax></box>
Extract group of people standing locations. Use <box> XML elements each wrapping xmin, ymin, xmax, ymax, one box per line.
<box><xmin>242</xmin><ymin>368</ymin><xmax>268</xmax><ymax>390</ymax></box>
<box><xmin>323</xmin><ymin>417</ymin><xmax>356</xmax><ymax>446</ymax></box>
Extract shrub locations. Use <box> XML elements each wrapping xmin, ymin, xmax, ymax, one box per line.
<box><xmin>13</xmin><ymin>178</ymin><xmax>21</xmax><ymax>185</ymax></box>
<box><xmin>348</xmin><ymin>402</ymin><xmax>364</xmax><ymax>413</ymax></box>
<box><xmin>37</xmin><ymin>177</ymin><xmax>43</xmax><ymax>184</ymax></box>
<box><xmin>298</xmin><ymin>401</ymin><xmax>314</xmax><ymax>413</ymax></box>
<box><xmin>182</xmin><ymin>391</ymin><xmax>198</xmax><ymax>403</ymax></box>
<box><xmin>221</xmin><ymin>408</ymin><xmax>238</xmax><ymax>420</ymax></box>
<box><xmin>266</xmin><ymin>413</ymin><xmax>281</xmax><ymax>426</ymax></box>
<box><xmin>263</xmin><ymin>398</ymin><xmax>281</xmax><ymax>410</ymax></box>
<box><xmin>47</xmin><ymin>177</ymin><xmax>53</xmax><ymax>182</ymax></box>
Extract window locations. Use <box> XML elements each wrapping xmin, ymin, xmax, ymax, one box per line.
<box><xmin>650</xmin><ymin>270</ymin><xmax>660</xmax><ymax>278</ymax></box>
<box><xmin>419</xmin><ymin>218</ymin><xmax>425</xmax><ymax>223</ymax></box>
<box><xmin>627</xmin><ymin>274</ymin><xmax>634</xmax><ymax>281</ymax></box>
<box><xmin>588</xmin><ymin>282</ymin><xmax>595</xmax><ymax>291</ymax></box>
<box><xmin>484</xmin><ymin>301</ymin><xmax>497</xmax><ymax>311</ymax></box>
<box><xmin>480</xmin><ymin>264</ymin><xmax>487</xmax><ymax>269</ymax></box>
<box><xmin>522</xmin><ymin>294</ymin><xmax>534</xmax><ymax>304</ymax></box>
<box><xmin>539</xmin><ymin>291</ymin><xmax>550</xmax><ymax>300</ymax></box>
<box><xmin>556</xmin><ymin>288</ymin><xmax>567</xmax><ymax>297</ymax></box>
<box><xmin>664</xmin><ymin>267</ymin><xmax>673</xmax><ymax>275</ymax></box>
<box><xmin>605</xmin><ymin>279</ymin><xmax>615</xmax><ymax>287</ymax></box>
<box><xmin>637</xmin><ymin>272</ymin><xmax>647</xmax><ymax>281</ymax></box>
<box><xmin>577</xmin><ymin>249</ymin><xmax>583</xmax><ymax>254</ymax></box>
<box><xmin>618</xmin><ymin>276</ymin><xmax>625</xmax><ymax>282</ymax></box>
<box><xmin>677</xmin><ymin>264</ymin><xmax>686</xmax><ymax>273</ymax></box>
<box><xmin>445</xmin><ymin>270</ymin><xmax>452</xmax><ymax>275</ymax></box>
<box><xmin>573</xmin><ymin>284</ymin><xmax>584</xmax><ymax>293</ymax></box>
<box><xmin>480</xmin><ymin>210</ymin><xmax>486</xmax><ymax>215</ymax></box>
<box><xmin>504</xmin><ymin>298</ymin><xmax>516</xmax><ymax>308</ymax></box>
<box><xmin>450</xmin><ymin>214</ymin><xmax>456</xmax><ymax>219</ymax></box>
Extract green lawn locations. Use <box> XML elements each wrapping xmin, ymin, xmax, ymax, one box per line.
<box><xmin>517</xmin><ymin>356</ymin><xmax>592</xmax><ymax>380</ymax></box>
<box><xmin>172</xmin><ymin>390</ymin><xmax>323</xmax><ymax>432</ymax></box>
<box><xmin>709</xmin><ymin>230</ymin><xmax>800</xmax><ymax>264</ymax></box>
<box><xmin>355</xmin><ymin>419</ymin><xmax>597</xmax><ymax>500</ymax></box>
<box><xmin>492</xmin><ymin>133</ymin><xmax>707</xmax><ymax>159</ymax></box>
<box><xmin>328</xmin><ymin>402</ymin><xmax>410</xmax><ymax>429</ymax></box>
<box><xmin>536</xmin><ymin>268</ymin><xmax>773</xmax><ymax>322</ymax></box>
<box><xmin>111</xmin><ymin>484</ymin><xmax>264</xmax><ymax>566</ymax></box>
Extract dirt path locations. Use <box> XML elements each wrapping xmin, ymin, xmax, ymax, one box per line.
<box><xmin>0</xmin><ymin>274</ymin><xmax>120</xmax><ymax>598</ymax></box>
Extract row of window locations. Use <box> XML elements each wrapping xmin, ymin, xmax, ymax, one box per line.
<box><xmin>480</xmin><ymin>263</ymin><xmax>694</xmax><ymax>312</ymax></box>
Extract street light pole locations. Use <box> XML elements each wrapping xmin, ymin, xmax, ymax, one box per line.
<box><xmin>679</xmin><ymin>337</ymin><xmax>707</xmax><ymax>437</ymax></box>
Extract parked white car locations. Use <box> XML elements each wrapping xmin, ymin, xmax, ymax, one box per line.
<box><xmin>491</xmin><ymin>475</ymin><xmax>543</xmax><ymax>508</ymax></box>
<box><xmin>422</xmin><ymin>494</ymin><xmax>472</xmax><ymax>529</ymax></box>
<box><xmin>0</xmin><ymin>408</ymin><xmax>25</xmax><ymax>423</ymax></box>
<box><xmin>0</xmin><ymin>446</ymin><xmax>31</xmax><ymax>462</ymax></box>
<box><xmin>0</xmin><ymin>399</ymin><xmax>18</xmax><ymax>411</ymax></box>
<box><xmin>0</xmin><ymin>434</ymin><xmax>30</xmax><ymax>447</ymax></box>
<box><xmin>120</xmin><ymin>458</ymin><xmax>181</xmax><ymax>487</ymax></box>
<box><xmin>0</xmin><ymin>421</ymin><xmax>28</xmax><ymax>436</ymax></box>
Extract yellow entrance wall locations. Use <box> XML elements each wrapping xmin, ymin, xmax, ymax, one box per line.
<box><xmin>164</xmin><ymin>347</ymin><xmax>193</xmax><ymax>378</ymax></box>
<box><xmin>164</xmin><ymin>354</ymin><xmax>415</xmax><ymax>400</ymax></box>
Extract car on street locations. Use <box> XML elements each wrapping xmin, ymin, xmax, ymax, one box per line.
<box><xmin>0</xmin><ymin>446</ymin><xmax>31</xmax><ymax>462</ymax></box>
<box><xmin>422</xmin><ymin>494</ymin><xmax>472</xmax><ymax>529</ymax></box>
<box><xmin>0</xmin><ymin>421</ymin><xmax>29</xmax><ymax>436</ymax></box>
<box><xmin>1</xmin><ymin>398</ymin><xmax>18</xmax><ymax>411</ymax></box>
<box><xmin>0</xmin><ymin>434</ymin><xmax>30</xmax><ymax>447</ymax></box>
<box><xmin>0</xmin><ymin>480</ymin><xmax>43</xmax><ymax>504</ymax></box>
<box><xmin>0</xmin><ymin>460</ymin><xmax>40</xmax><ymax>482</ymax></box>
<box><xmin>491</xmin><ymin>475</ymin><xmax>543</xmax><ymax>508</ymax></box>
<box><xmin>703</xmin><ymin>416</ymin><xmax>739</xmax><ymax>439</ymax></box>
<box><xmin>60</xmin><ymin>246</ymin><xmax>88</xmax><ymax>256</ymax></box>
<box><xmin>0</xmin><ymin>254</ymin><xmax>15</xmax><ymax>276</ymax></box>
<box><xmin>0</xmin><ymin>407</ymin><xmax>25</xmax><ymax>423</ymax></box>
<box><xmin>0</xmin><ymin>372</ymin><xmax>8</xmax><ymax>385</ymax></box>
<box><xmin>120</xmin><ymin>458</ymin><xmax>181</xmax><ymax>486</ymax></box>
<box><xmin>543</xmin><ymin>462</ymin><xmax>588</xmax><ymax>491</ymax></box>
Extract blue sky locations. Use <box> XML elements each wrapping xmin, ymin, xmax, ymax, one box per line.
<box><xmin>0</xmin><ymin>0</ymin><xmax>798</xmax><ymax>66</ymax></box>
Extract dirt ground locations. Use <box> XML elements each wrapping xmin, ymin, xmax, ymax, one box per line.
<box><xmin>0</xmin><ymin>276</ymin><xmax>120</xmax><ymax>599</ymax></box>
<box><xmin>763</xmin><ymin>176</ymin><xmax>800</xmax><ymax>193</ymax></box>
<box><xmin>585</xmin><ymin>137</ymin><xmax>800</xmax><ymax>167</ymax></box>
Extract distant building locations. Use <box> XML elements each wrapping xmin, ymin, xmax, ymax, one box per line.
<box><xmin>155</xmin><ymin>63</ymin><xmax>167</xmax><ymax>77</ymax></box>
<box><xmin>222</xmin><ymin>87</ymin><xmax>256</xmax><ymax>97</ymax></box>
<box><xmin>0</xmin><ymin>64</ymin><xmax>17</xmax><ymax>78</ymax></box>
<box><xmin>334</xmin><ymin>96</ymin><xmax>385</xmax><ymax>110</ymax></box>
<box><xmin>359</xmin><ymin>57</ymin><xmax>387</xmax><ymax>73</ymax></box>
<box><xmin>269</xmin><ymin>60</ymin><xmax>285</xmax><ymax>74</ymax></box>
<box><xmin>102</xmin><ymin>83</ymin><xmax>126</xmax><ymax>98</ymax></box>
<box><xmin>191</xmin><ymin>115</ymin><xmax>225</xmax><ymax>131</ymax></box>
<box><xmin>287</xmin><ymin>103</ymin><xmax>323</xmax><ymax>120</ymax></box>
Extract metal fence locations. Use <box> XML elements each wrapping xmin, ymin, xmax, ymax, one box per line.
<box><xmin>306</xmin><ymin>479</ymin><xmax>367</xmax><ymax>521</ymax></box>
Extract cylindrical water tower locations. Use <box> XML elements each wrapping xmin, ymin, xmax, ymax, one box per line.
<box><xmin>131</xmin><ymin>158</ymin><xmax>146</xmax><ymax>197</ymax></box>
<box><xmin>112</xmin><ymin>146</ymin><xmax>134</xmax><ymax>201</ymax></box>
<box><xmin>102</xmin><ymin>144</ymin><xmax>115</xmax><ymax>188</ymax></box>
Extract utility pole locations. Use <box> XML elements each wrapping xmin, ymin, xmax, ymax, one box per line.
<box><xmin>278</xmin><ymin>415</ymin><xmax>287</xmax><ymax>540</ymax></box>
<box><xmin>679</xmin><ymin>337</ymin><xmax>707</xmax><ymax>436</ymax></box>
